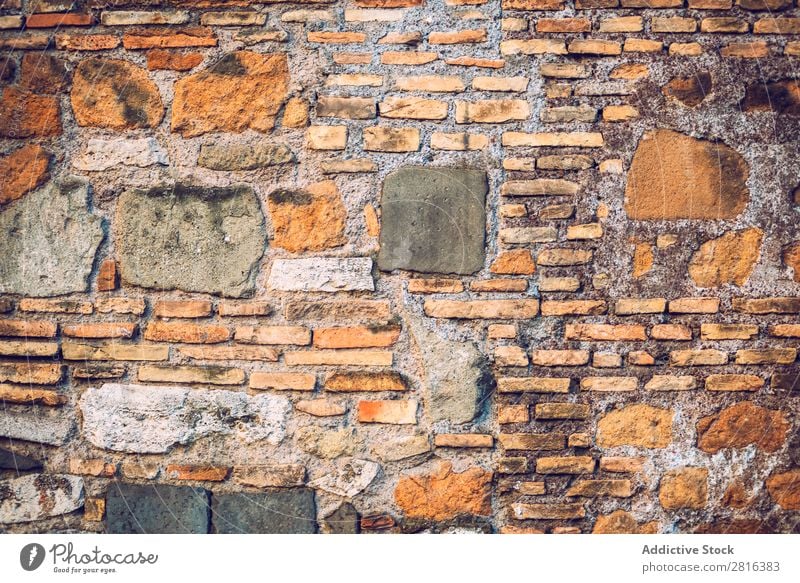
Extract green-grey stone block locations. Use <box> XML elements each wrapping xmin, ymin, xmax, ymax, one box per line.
<box><xmin>212</xmin><ymin>489</ymin><xmax>316</xmax><ymax>534</ymax></box>
<box><xmin>106</xmin><ymin>483</ymin><xmax>210</xmax><ymax>534</ymax></box>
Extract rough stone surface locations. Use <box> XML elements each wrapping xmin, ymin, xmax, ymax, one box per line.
<box><xmin>592</xmin><ymin>510</ymin><xmax>658</xmax><ymax>534</ymax></box>
<box><xmin>597</xmin><ymin>404</ymin><xmax>673</xmax><ymax>449</ymax></box>
<box><xmin>198</xmin><ymin>143</ymin><xmax>294</xmax><ymax>170</ymax></box>
<box><xmin>115</xmin><ymin>184</ymin><xmax>266</xmax><ymax>297</ymax></box>
<box><xmin>212</xmin><ymin>489</ymin><xmax>316</xmax><ymax>533</ymax></box>
<box><xmin>742</xmin><ymin>80</ymin><xmax>800</xmax><ymax>115</ymax></box>
<box><xmin>0</xmin><ymin>448</ymin><xmax>42</xmax><ymax>472</ymax></box>
<box><xmin>0</xmin><ymin>177</ymin><xmax>103</xmax><ymax>297</ymax></box>
<box><xmin>766</xmin><ymin>470</ymin><xmax>800</xmax><ymax>510</ymax></box>
<box><xmin>0</xmin><ymin>407</ymin><xmax>75</xmax><ymax>445</ymax></box>
<box><xmin>268</xmin><ymin>258</ymin><xmax>374</xmax><ymax>292</ymax></box>
<box><xmin>0</xmin><ymin>144</ymin><xmax>50</xmax><ymax>205</ymax></box>
<box><xmin>79</xmin><ymin>384</ymin><xmax>289</xmax><ymax>453</ymax></box>
<box><xmin>659</xmin><ymin>467</ymin><xmax>708</xmax><ymax>510</ymax></box>
<box><xmin>323</xmin><ymin>503</ymin><xmax>359</xmax><ymax>534</ymax></box>
<box><xmin>378</xmin><ymin>166</ymin><xmax>487</xmax><ymax>275</ymax></box>
<box><xmin>268</xmin><ymin>181</ymin><xmax>347</xmax><ymax>252</ymax></box>
<box><xmin>0</xmin><ymin>87</ymin><xmax>61</xmax><ymax>138</ymax></box>
<box><xmin>71</xmin><ymin>58</ymin><xmax>164</xmax><ymax>129</ymax></box>
<box><xmin>106</xmin><ymin>483</ymin><xmax>210</xmax><ymax>534</ymax></box>
<box><xmin>309</xmin><ymin>459</ymin><xmax>380</xmax><ymax>497</ymax></box>
<box><xmin>172</xmin><ymin>52</ymin><xmax>289</xmax><ymax>137</ymax></box>
<box><xmin>0</xmin><ymin>474</ymin><xmax>84</xmax><ymax>524</ymax></box>
<box><xmin>73</xmin><ymin>138</ymin><xmax>168</xmax><ymax>172</ymax></box>
<box><xmin>783</xmin><ymin>241</ymin><xmax>800</xmax><ymax>282</ymax></box>
<box><xmin>688</xmin><ymin>228</ymin><xmax>763</xmax><ymax>288</ymax></box>
<box><xmin>624</xmin><ymin>129</ymin><xmax>749</xmax><ymax>220</ymax></box>
<box><xmin>408</xmin><ymin>317</ymin><xmax>485</xmax><ymax>424</ymax></box>
<box><xmin>697</xmin><ymin>401</ymin><xmax>790</xmax><ymax>453</ymax></box>
<box><xmin>394</xmin><ymin>461</ymin><xmax>492</xmax><ymax>520</ymax></box>
<box><xmin>662</xmin><ymin>73</ymin><xmax>712</xmax><ymax>107</ymax></box>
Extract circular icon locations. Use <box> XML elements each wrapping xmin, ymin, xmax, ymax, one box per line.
<box><xmin>20</xmin><ymin>543</ymin><xmax>46</xmax><ymax>571</ymax></box>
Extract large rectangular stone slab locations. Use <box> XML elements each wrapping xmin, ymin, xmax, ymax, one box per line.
<box><xmin>0</xmin><ymin>406</ymin><xmax>75</xmax><ymax>445</ymax></box>
<box><xmin>106</xmin><ymin>483</ymin><xmax>210</xmax><ymax>534</ymax></box>
<box><xmin>79</xmin><ymin>384</ymin><xmax>289</xmax><ymax>453</ymax></box>
<box><xmin>378</xmin><ymin>167</ymin><xmax>487</xmax><ymax>275</ymax></box>
<box><xmin>212</xmin><ymin>489</ymin><xmax>316</xmax><ymax>533</ymax></box>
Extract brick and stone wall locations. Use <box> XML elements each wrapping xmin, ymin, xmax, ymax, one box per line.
<box><xmin>1</xmin><ymin>0</ymin><xmax>799</xmax><ymax>534</ymax></box>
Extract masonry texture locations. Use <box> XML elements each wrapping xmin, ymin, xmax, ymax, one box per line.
<box><xmin>1</xmin><ymin>0</ymin><xmax>799</xmax><ymax>535</ymax></box>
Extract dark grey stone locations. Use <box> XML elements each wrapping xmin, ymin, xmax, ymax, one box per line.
<box><xmin>212</xmin><ymin>489</ymin><xmax>316</xmax><ymax>534</ymax></box>
<box><xmin>115</xmin><ymin>184</ymin><xmax>266</xmax><ymax>297</ymax></box>
<box><xmin>323</xmin><ymin>503</ymin><xmax>359</xmax><ymax>534</ymax></box>
<box><xmin>0</xmin><ymin>448</ymin><xmax>42</xmax><ymax>472</ymax></box>
<box><xmin>106</xmin><ymin>483</ymin><xmax>210</xmax><ymax>534</ymax></box>
<box><xmin>378</xmin><ymin>167</ymin><xmax>487</xmax><ymax>275</ymax></box>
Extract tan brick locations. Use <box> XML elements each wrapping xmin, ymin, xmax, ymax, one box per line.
<box><xmin>295</xmin><ymin>399</ymin><xmax>346</xmax><ymax>417</ymax></box>
<box><xmin>217</xmin><ymin>302</ymin><xmax>272</xmax><ymax>317</ymax></box>
<box><xmin>178</xmin><ymin>346</ymin><xmax>279</xmax><ymax>361</ymax></box>
<box><xmin>472</xmin><ymin>76</ymin><xmax>529</xmax><ymax>92</ymax></box>
<box><xmin>0</xmin><ymin>320</ymin><xmax>57</xmax><ymax>338</ymax></box>
<box><xmin>62</xmin><ymin>342</ymin><xmax>168</xmax><ymax>362</ymax></box>
<box><xmin>566</xmin><ymin>223</ymin><xmax>603</xmax><ymax>240</ymax></box>
<box><xmin>424</xmin><ymin>299</ymin><xmax>539</xmax><ymax>319</ymax></box>
<box><xmin>720</xmin><ymin>42</ymin><xmax>769</xmax><ymax>58</ymax></box>
<box><xmin>735</xmin><ymin>348</ymin><xmax>797</xmax><ymax>365</ymax></box>
<box><xmin>599</xmin><ymin>16</ymin><xmax>643</xmax><ymax>32</ymax></box>
<box><xmin>308</xmin><ymin>31</ymin><xmax>366</xmax><ymax>44</ymax></box>
<box><xmin>497</xmin><ymin>377</ymin><xmax>570</xmax><ymax>393</ymax></box>
<box><xmin>250</xmin><ymin>372</ymin><xmax>316</xmax><ymax>391</ymax></box>
<box><xmin>670</xmin><ymin>349</ymin><xmax>727</xmax><ymax>367</ymax></box>
<box><xmin>333</xmin><ymin>53</ymin><xmax>372</xmax><ymax>65</ymax></box>
<box><xmin>153</xmin><ymin>300</ymin><xmax>212</xmax><ymax>318</ymax></box>
<box><xmin>395</xmin><ymin>75</ymin><xmax>465</xmax><ymax>92</ymax></box>
<box><xmin>540</xmin><ymin>63</ymin><xmax>590</xmax><ymax>79</ymax></box>
<box><xmin>84</xmin><ymin>498</ymin><xmax>105</xmax><ymax>522</ymax></box>
<box><xmin>408</xmin><ymin>279</ymin><xmax>465</xmax><ymax>294</ymax></box>
<box><xmin>603</xmin><ymin>105</ymin><xmax>640</xmax><ymax>121</ymax></box>
<box><xmin>500</xmin><ymin>39</ymin><xmax>567</xmax><ymax>55</ymax></box>
<box><xmin>651</xmin><ymin>324</ymin><xmax>692</xmax><ymax>341</ymax></box>
<box><xmin>670</xmin><ymin>42</ymin><xmax>703</xmax><ymax>56</ymax></box>
<box><xmin>755</xmin><ymin>18</ymin><xmax>800</xmax><ymax>35</ymax></box>
<box><xmin>381</xmin><ymin>51</ymin><xmax>438</xmax><ymax>65</ymax></box>
<box><xmin>488</xmin><ymin>324</ymin><xmax>517</xmax><ymax>339</ymax></box>
<box><xmin>144</xmin><ymin>321</ymin><xmax>230</xmax><ymax>344</ymax></box>
<box><xmin>733</xmin><ymin>297</ymin><xmax>800</xmax><ymax>314</ymax></box>
<box><xmin>470</xmin><ymin>280</ymin><xmax>528</xmax><ymax>293</ymax></box>
<box><xmin>121</xmin><ymin>461</ymin><xmax>159</xmax><ymax>480</ymax></box>
<box><xmin>537</xmin><ymin>249</ymin><xmax>593</xmax><ymax>266</ymax></box>
<box><xmin>307</xmin><ymin>125</ymin><xmax>347</xmax><ymax>150</ymax></box>
<box><xmin>455</xmin><ymin>100</ymin><xmax>530</xmax><ymax>123</ymax></box>
<box><xmin>429</xmin><ymin>29</ymin><xmax>486</xmax><ymax>44</ymax></box>
<box><xmin>593</xmin><ymin>352</ymin><xmax>622</xmax><ymax>368</ymax></box>
<box><xmin>20</xmin><ymin>299</ymin><xmax>92</xmax><ymax>314</ymax></box>
<box><xmin>317</xmin><ymin>96</ymin><xmax>376</xmax><ymax>120</ymax></box>
<box><xmin>539</xmin><ymin>277</ymin><xmax>581</xmax><ymax>292</ymax></box>
<box><xmin>645</xmin><ymin>375</ymin><xmax>697</xmax><ymax>391</ymax></box>
<box><xmin>705</xmin><ymin>374</ymin><xmax>763</xmax><ymax>391</ymax></box>
<box><xmin>535</xmin><ymin>403</ymin><xmax>590</xmax><ymax>420</ymax></box>
<box><xmin>581</xmin><ymin>377</ymin><xmax>637</xmax><ymax>392</ymax></box>
<box><xmin>652</xmin><ymin>17</ymin><xmax>697</xmax><ymax>33</ymax></box>
<box><xmin>0</xmin><ymin>363</ymin><xmax>61</xmax><ymax>385</ymax></box>
<box><xmin>313</xmin><ymin>326</ymin><xmax>401</xmax><ymax>349</ymax></box>
<box><xmin>502</xmin><ymin>179</ymin><xmax>580</xmax><ymax>197</ymax></box>
<box><xmin>379</xmin><ymin>97</ymin><xmax>448</xmax><ymax>120</ymax></box>
<box><xmin>379</xmin><ymin>32</ymin><xmax>422</xmax><ymax>45</ymax></box>
<box><xmin>69</xmin><ymin>458</ymin><xmax>116</xmax><ymax>477</ymax></box>
<box><xmin>769</xmin><ymin>324</ymin><xmax>800</xmax><ymax>338</ymax></box>
<box><xmin>232</xmin><ymin>464</ymin><xmax>305</xmax><ymax>488</ymax></box>
<box><xmin>568</xmin><ymin>39</ymin><xmax>622</xmax><ymax>55</ymax></box>
<box><xmin>541</xmin><ymin>300</ymin><xmax>607</xmax><ymax>316</ymax></box>
<box><xmin>702</xmin><ymin>323</ymin><xmax>758</xmax><ymax>340</ymax></box>
<box><xmin>95</xmin><ymin>298</ymin><xmax>146</xmax><ymax>315</ymax></box>
<box><xmin>565</xmin><ymin>324</ymin><xmax>646</xmax><ymax>341</ymax></box>
<box><xmin>537</xmin><ymin>456</ymin><xmax>595</xmax><ymax>474</ymax></box>
<box><xmin>701</xmin><ymin>17</ymin><xmax>748</xmax><ymax>33</ymax></box>
<box><xmin>615</xmin><ymin>298</ymin><xmax>666</xmax><ymax>315</ymax></box>
<box><xmin>63</xmin><ymin>323</ymin><xmax>136</xmax><ymax>339</ymax></box>
<box><xmin>138</xmin><ymin>365</ymin><xmax>244</xmax><ymax>385</ymax></box>
<box><xmin>285</xmin><ymin>350</ymin><xmax>393</xmax><ymax>366</ymax></box>
<box><xmin>624</xmin><ymin>39</ymin><xmax>663</xmax><ymax>53</ymax></box>
<box><xmin>0</xmin><ymin>340</ymin><xmax>58</xmax><ymax>357</ymax></box>
<box><xmin>234</xmin><ymin>325</ymin><xmax>311</xmax><ymax>346</ymax></box>
<box><xmin>669</xmin><ymin>297</ymin><xmax>720</xmax><ymax>314</ymax></box>
<box><xmin>531</xmin><ymin>350</ymin><xmax>590</xmax><ymax>367</ymax></box>
<box><xmin>363</xmin><ymin>127</ymin><xmax>420</xmax><ymax>152</ymax></box>
<box><xmin>600</xmin><ymin>457</ymin><xmax>645</xmax><ymax>473</ymax></box>
<box><xmin>357</xmin><ymin>400</ymin><xmax>417</xmax><ymax>424</ymax></box>
<box><xmin>498</xmin><ymin>404</ymin><xmax>529</xmax><ymax>424</ymax></box>
<box><xmin>0</xmin><ymin>384</ymin><xmax>65</xmax><ymax>405</ymax></box>
<box><xmin>494</xmin><ymin>346</ymin><xmax>529</xmax><ymax>367</ymax></box>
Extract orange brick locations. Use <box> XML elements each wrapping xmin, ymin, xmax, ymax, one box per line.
<box><xmin>308</xmin><ymin>31</ymin><xmax>367</xmax><ymax>44</ymax></box>
<box><xmin>424</xmin><ymin>299</ymin><xmax>539</xmax><ymax>319</ymax></box>
<box><xmin>564</xmin><ymin>324</ymin><xmax>646</xmax><ymax>341</ymax></box>
<box><xmin>153</xmin><ymin>300</ymin><xmax>212</xmax><ymax>318</ymax></box>
<box><xmin>429</xmin><ymin>29</ymin><xmax>487</xmax><ymax>44</ymax></box>
<box><xmin>122</xmin><ymin>27</ymin><xmax>218</xmax><ymax>50</ymax></box>
<box><xmin>313</xmin><ymin>326</ymin><xmax>401</xmax><ymax>349</ymax></box>
<box><xmin>63</xmin><ymin>323</ymin><xmax>136</xmax><ymax>339</ymax></box>
<box><xmin>26</xmin><ymin>13</ymin><xmax>93</xmax><ymax>28</ymax></box>
<box><xmin>217</xmin><ymin>301</ymin><xmax>272</xmax><ymax>317</ymax></box>
<box><xmin>144</xmin><ymin>321</ymin><xmax>230</xmax><ymax>344</ymax></box>
<box><xmin>408</xmin><ymin>279</ymin><xmax>464</xmax><ymax>293</ymax></box>
<box><xmin>325</xmin><ymin>371</ymin><xmax>406</xmax><ymax>392</ymax></box>
<box><xmin>96</xmin><ymin>259</ymin><xmax>118</xmax><ymax>292</ymax></box>
<box><xmin>146</xmin><ymin>49</ymin><xmax>204</xmax><ymax>71</ymax></box>
<box><xmin>0</xmin><ymin>363</ymin><xmax>62</xmax><ymax>385</ymax></box>
<box><xmin>357</xmin><ymin>400</ymin><xmax>417</xmax><ymax>424</ymax></box>
<box><xmin>0</xmin><ymin>320</ymin><xmax>57</xmax><ymax>338</ymax></box>
<box><xmin>235</xmin><ymin>325</ymin><xmax>311</xmax><ymax>345</ymax></box>
<box><xmin>55</xmin><ymin>34</ymin><xmax>120</xmax><ymax>51</ymax></box>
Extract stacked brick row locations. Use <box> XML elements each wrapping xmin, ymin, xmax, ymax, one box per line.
<box><xmin>0</xmin><ymin>0</ymin><xmax>799</xmax><ymax>533</ymax></box>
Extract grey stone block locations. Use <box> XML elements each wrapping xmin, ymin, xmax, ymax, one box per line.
<box><xmin>106</xmin><ymin>483</ymin><xmax>210</xmax><ymax>534</ymax></box>
<box><xmin>212</xmin><ymin>489</ymin><xmax>316</xmax><ymax>534</ymax></box>
<box><xmin>378</xmin><ymin>167</ymin><xmax>487</xmax><ymax>275</ymax></box>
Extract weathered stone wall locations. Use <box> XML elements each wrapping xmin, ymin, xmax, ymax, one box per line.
<box><xmin>1</xmin><ymin>0</ymin><xmax>799</xmax><ymax>534</ymax></box>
